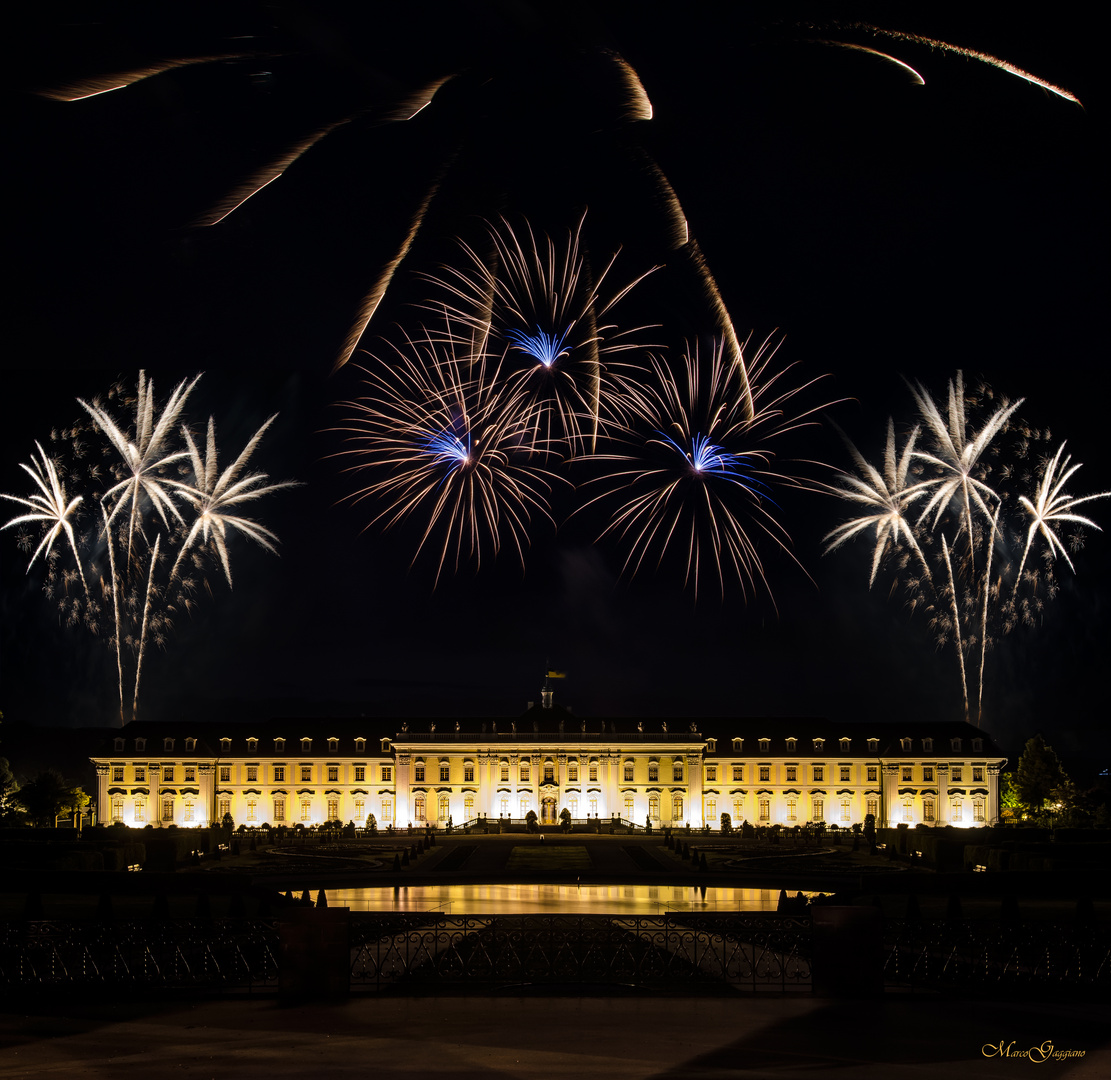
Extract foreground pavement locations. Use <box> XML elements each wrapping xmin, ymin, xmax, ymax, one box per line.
<box><xmin>2</xmin><ymin>995</ymin><xmax>1108</xmax><ymax>1079</ymax></box>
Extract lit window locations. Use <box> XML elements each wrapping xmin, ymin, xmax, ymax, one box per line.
<box><xmin>218</xmin><ymin>798</ymin><xmax>230</xmax><ymax>820</ymax></box>
<box><xmin>135</xmin><ymin>766</ymin><xmax>145</xmax><ymax>782</ymax></box>
<box><xmin>500</xmin><ymin>762</ymin><xmax>510</xmax><ymax>782</ymax></box>
<box><xmin>414</xmin><ymin>762</ymin><xmax>425</xmax><ymax>782</ymax></box>
<box><xmin>649</xmin><ymin>794</ymin><xmax>660</xmax><ymax>820</ymax></box>
<box><xmin>732</xmin><ymin>797</ymin><xmax>743</xmax><ymax>821</ymax></box>
<box><xmin>672</xmin><ymin>794</ymin><xmax>683</xmax><ymax>820</ymax></box>
<box><xmin>902</xmin><ymin>798</ymin><xmax>913</xmax><ymax>823</ymax></box>
<box><xmin>589</xmin><ymin>795</ymin><xmax>598</xmax><ymax>816</ymax></box>
<box><xmin>705</xmin><ymin>797</ymin><xmax>716</xmax><ymax>823</ymax></box>
<box><xmin>247</xmin><ymin>739</ymin><xmax>257</xmax><ymax>753</ymax></box>
<box><xmin>902</xmin><ymin>766</ymin><xmax>913</xmax><ymax>782</ymax></box>
<box><xmin>354</xmin><ymin>766</ymin><xmax>365</xmax><ymax>782</ymax></box>
<box><xmin>327</xmin><ymin>766</ymin><xmax>339</xmax><ymax>782</ymax></box>
<box><xmin>354</xmin><ymin>798</ymin><xmax>365</xmax><ymax>822</ymax></box>
<box><xmin>300</xmin><ymin>766</ymin><xmax>312</xmax><ymax>782</ymax></box>
<box><xmin>589</xmin><ymin>762</ymin><xmax>598</xmax><ymax>782</ymax></box>
<box><xmin>381</xmin><ymin>766</ymin><xmax>392</xmax><ymax>782</ymax></box>
<box><xmin>327</xmin><ymin>797</ymin><xmax>339</xmax><ymax>820</ymax></box>
<box><xmin>464</xmin><ymin>763</ymin><xmax>474</xmax><ymax>782</ymax></box>
<box><xmin>246</xmin><ymin>800</ymin><xmax>256</xmax><ymax>823</ymax></box>
<box><xmin>519</xmin><ymin>793</ymin><xmax>530</xmax><ymax>817</ymax></box>
<box><xmin>705</xmin><ymin>765</ymin><xmax>716</xmax><ymax>782</ymax></box>
<box><xmin>923</xmin><ymin>766</ymin><xmax>934</xmax><ymax>782</ymax></box>
<box><xmin>952</xmin><ymin>800</ymin><xmax>963</xmax><ymax>822</ymax></box>
<box><xmin>867</xmin><ymin>766</ymin><xmax>877</xmax><ymax>782</ymax></box>
<box><xmin>786</xmin><ymin>798</ymin><xmax>797</xmax><ymax>821</ymax></box>
<box><xmin>732</xmin><ymin>765</ymin><xmax>743</xmax><ymax>782</ymax></box>
<box><xmin>625</xmin><ymin>793</ymin><xmax>635</xmax><ymax>818</ymax></box>
<box><xmin>134</xmin><ymin>800</ymin><xmax>145</xmax><ymax>822</ymax></box>
<box><xmin>274</xmin><ymin>798</ymin><xmax>285</xmax><ymax>822</ymax></box>
<box><xmin>840</xmin><ymin>766</ymin><xmax>850</xmax><ymax>783</ymax></box>
<box><xmin>111</xmin><ymin>796</ymin><xmax>123</xmax><ymax>822</ymax></box>
<box><xmin>246</xmin><ymin>767</ymin><xmax>258</xmax><ymax>782</ymax></box>
<box><xmin>520</xmin><ymin>764</ymin><xmax>530</xmax><ymax>783</ymax></box>
<box><xmin>759</xmin><ymin>798</ymin><xmax>769</xmax><ymax>821</ymax></box>
<box><xmin>162</xmin><ymin>766</ymin><xmax>174</xmax><ymax>783</ymax></box>
<box><xmin>414</xmin><ymin>794</ymin><xmax>426</xmax><ymax>821</ymax></box>
<box><xmin>672</xmin><ymin>762</ymin><xmax>683</xmax><ymax>782</ymax></box>
<box><xmin>866</xmin><ymin>797</ymin><xmax>878</xmax><ymax>819</ymax></box>
<box><xmin>112</xmin><ymin>766</ymin><xmax>124</xmax><ymax>782</ymax></box>
<box><xmin>840</xmin><ymin>798</ymin><xmax>850</xmax><ymax>822</ymax></box>
<box><xmin>759</xmin><ymin>766</ymin><xmax>770</xmax><ymax>782</ymax></box>
<box><xmin>813</xmin><ymin>766</ymin><xmax>824</xmax><ymax>782</ymax></box>
<box><xmin>973</xmin><ymin>767</ymin><xmax>984</xmax><ymax>783</ymax></box>
<box><xmin>184</xmin><ymin>767</ymin><xmax>195</xmax><ymax>783</ymax></box>
<box><xmin>624</xmin><ymin>761</ymin><xmax>635</xmax><ymax>782</ymax></box>
<box><xmin>162</xmin><ymin>797</ymin><xmax>174</xmax><ymax>822</ymax></box>
<box><xmin>300</xmin><ymin>800</ymin><xmax>312</xmax><ymax>822</ymax></box>
<box><xmin>274</xmin><ymin>766</ymin><xmax>285</xmax><ymax>782</ymax></box>
<box><xmin>973</xmin><ymin>798</ymin><xmax>985</xmax><ymax>822</ymax></box>
<box><xmin>648</xmin><ymin>762</ymin><xmax>658</xmax><ymax>782</ymax></box>
<box><xmin>812</xmin><ymin>798</ymin><xmax>824</xmax><ymax>821</ymax></box>
<box><xmin>951</xmin><ymin>767</ymin><xmax>962</xmax><ymax>782</ymax></box>
<box><xmin>381</xmin><ymin>797</ymin><xmax>392</xmax><ymax>821</ymax></box>
<box><xmin>464</xmin><ymin>793</ymin><xmax>474</xmax><ymax>819</ymax></box>
<box><xmin>785</xmin><ymin>766</ymin><xmax>796</xmax><ymax>782</ymax></box>
<box><xmin>924</xmin><ymin>799</ymin><xmax>935</xmax><ymax>822</ymax></box>
<box><xmin>441</xmin><ymin>763</ymin><xmax>451</xmax><ymax>782</ymax></box>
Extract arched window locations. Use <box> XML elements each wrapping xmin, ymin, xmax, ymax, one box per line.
<box><xmin>500</xmin><ymin>760</ymin><xmax>510</xmax><ymax>782</ymax></box>
<box><xmin>111</xmin><ymin>796</ymin><xmax>124</xmax><ymax>822</ymax></box>
<box><xmin>354</xmin><ymin>798</ymin><xmax>365</xmax><ymax>821</ymax></box>
<box><xmin>569</xmin><ymin>794</ymin><xmax>579</xmax><ymax>817</ymax></box>
<box><xmin>519</xmin><ymin>793</ymin><xmax>530</xmax><ymax>817</ymax></box>
<box><xmin>438</xmin><ymin>793</ymin><xmax>450</xmax><ymax>821</ymax></box>
<box><xmin>973</xmin><ymin>797</ymin><xmax>985</xmax><ymax>822</ymax></box>
<box><xmin>273</xmin><ymin>797</ymin><xmax>285</xmax><ymax>822</ymax></box>
<box><xmin>464</xmin><ymin>793</ymin><xmax>475</xmax><ymax>819</ymax></box>
<box><xmin>414</xmin><ymin>794</ymin><xmax>426</xmax><ymax>821</ymax></box>
<box><xmin>705</xmin><ymin>797</ymin><xmax>716</xmax><ymax>823</ymax></box>
<box><xmin>381</xmin><ymin>798</ymin><xmax>392</xmax><ymax>822</ymax></box>
<box><xmin>300</xmin><ymin>798</ymin><xmax>312</xmax><ymax>822</ymax></box>
<box><xmin>184</xmin><ymin>800</ymin><xmax>195</xmax><ymax>823</ymax></box>
<box><xmin>759</xmin><ymin>797</ymin><xmax>770</xmax><ymax>821</ymax></box>
<box><xmin>840</xmin><ymin>798</ymin><xmax>851</xmax><ymax>822</ymax></box>
<box><xmin>672</xmin><ymin>761</ymin><xmax>683</xmax><ymax>782</ymax></box>
<box><xmin>500</xmin><ymin>796</ymin><xmax>510</xmax><ymax>817</ymax></box>
<box><xmin>733</xmin><ymin>796</ymin><xmax>743</xmax><ymax>821</ymax></box>
<box><xmin>133</xmin><ymin>798</ymin><xmax>145</xmax><ymax>823</ymax></box>
<box><xmin>951</xmin><ymin>799</ymin><xmax>963</xmax><ymax>822</ymax></box>
<box><xmin>648</xmin><ymin>761</ymin><xmax>659</xmax><ymax>782</ymax></box>
<box><xmin>786</xmin><ymin>797</ymin><xmax>797</xmax><ymax>822</ymax></box>
<box><xmin>923</xmin><ymin>798</ymin><xmax>935</xmax><ymax>823</ymax></box>
<box><xmin>520</xmin><ymin>762</ymin><xmax>530</xmax><ymax>783</ymax></box>
<box><xmin>162</xmin><ymin>797</ymin><xmax>174</xmax><ymax>822</ymax></box>
<box><xmin>624</xmin><ymin>793</ymin><xmax>635</xmax><ymax>819</ymax></box>
<box><xmin>672</xmin><ymin>793</ymin><xmax>683</xmax><ymax>821</ymax></box>
<box><xmin>327</xmin><ymin>797</ymin><xmax>339</xmax><ymax>821</ymax></box>
<box><xmin>902</xmin><ymin>797</ymin><xmax>913</xmax><ymax>823</ymax></box>
<box><xmin>623</xmin><ymin>760</ymin><xmax>635</xmax><ymax>782</ymax></box>
<box><xmin>589</xmin><ymin>795</ymin><xmax>598</xmax><ymax>816</ymax></box>
<box><xmin>567</xmin><ymin>760</ymin><xmax>579</xmax><ymax>782</ymax></box>
<box><xmin>648</xmin><ymin>794</ymin><xmax>660</xmax><ymax>821</ymax></box>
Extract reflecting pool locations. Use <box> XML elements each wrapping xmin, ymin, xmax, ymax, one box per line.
<box><xmin>326</xmin><ymin>884</ymin><xmax>817</xmax><ymax>914</ymax></box>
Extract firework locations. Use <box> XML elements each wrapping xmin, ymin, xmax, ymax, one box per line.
<box><xmin>577</xmin><ymin>336</ymin><xmax>828</xmax><ymax>601</ymax></box>
<box><xmin>3</xmin><ymin>374</ymin><xmax>295</xmax><ymax>722</ymax></box>
<box><xmin>334</xmin><ymin>316</ymin><xmax>563</xmax><ymax>586</ymax></box>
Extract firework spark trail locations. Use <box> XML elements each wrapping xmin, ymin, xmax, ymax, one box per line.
<box><xmin>171</xmin><ymin>414</ymin><xmax>300</xmax><ymax>586</ymax></box>
<box><xmin>131</xmin><ymin>534</ymin><xmax>160</xmax><ymax>719</ymax></box>
<box><xmin>422</xmin><ymin>213</ymin><xmax>658</xmax><ymax>452</ymax></box>
<box><xmin>1</xmin><ymin>442</ymin><xmax>88</xmax><ymax>594</ymax></box>
<box><xmin>578</xmin><ymin>336</ymin><xmax>828</xmax><ymax>601</ymax></box>
<box><xmin>335</xmin><ymin>317</ymin><xmax>562</xmax><ymax>587</ymax></box>
<box><xmin>1014</xmin><ymin>442</ymin><xmax>1111</xmax><ymax>589</ymax></box>
<box><xmin>940</xmin><ymin>533</ymin><xmax>969</xmax><ymax>719</ymax></box>
<box><xmin>102</xmin><ymin>503</ymin><xmax>125</xmax><ymax>724</ymax></box>
<box><xmin>977</xmin><ymin>505</ymin><xmax>1001</xmax><ymax>724</ymax></box>
<box><xmin>813</xmin><ymin>40</ymin><xmax>925</xmax><ymax>84</ymax></box>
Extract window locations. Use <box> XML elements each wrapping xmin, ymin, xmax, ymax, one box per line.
<box><xmin>327</xmin><ymin>797</ymin><xmax>339</xmax><ymax>821</ymax></box>
<box><xmin>923</xmin><ymin>799</ymin><xmax>935</xmax><ymax>822</ymax></box>
<box><xmin>649</xmin><ymin>793</ymin><xmax>660</xmax><ymax>820</ymax></box>
<box><xmin>328</xmin><ymin>738</ymin><xmax>339</xmax><ymax>753</ymax></box>
<box><xmin>589</xmin><ymin>762</ymin><xmax>598</xmax><ymax>782</ymax></box>
<box><xmin>274</xmin><ymin>798</ymin><xmax>285</xmax><ymax>822</ymax></box>
<box><xmin>519</xmin><ymin>793</ymin><xmax>530</xmax><ymax>817</ymax></box>
<box><xmin>301</xmin><ymin>739</ymin><xmax>312</xmax><ymax>753</ymax></box>
<box><xmin>973</xmin><ymin>767</ymin><xmax>984</xmax><ymax>782</ymax></box>
<box><xmin>111</xmin><ymin>795</ymin><xmax>123</xmax><ymax>822</ymax></box>
<box><xmin>732</xmin><ymin>765</ymin><xmax>743</xmax><ymax>782</ymax></box>
<box><xmin>246</xmin><ymin>799</ymin><xmax>257</xmax><ymax>822</ymax></box>
<box><xmin>354</xmin><ymin>798</ymin><xmax>365</xmax><ymax>822</ymax></box>
<box><xmin>922</xmin><ymin>738</ymin><xmax>933</xmax><ymax>752</ymax></box>
<box><xmin>759</xmin><ymin>766</ymin><xmax>770</xmax><ymax>782</ymax></box>
<box><xmin>952</xmin><ymin>800</ymin><xmax>963</xmax><ymax>822</ymax></box>
<box><xmin>440</xmin><ymin>763</ymin><xmax>450</xmax><ymax>782</ymax></box>
<box><xmin>787</xmin><ymin>797</ymin><xmax>797</xmax><ymax>821</ymax></box>
<box><xmin>162</xmin><ymin>797</ymin><xmax>174</xmax><ymax>822</ymax></box>
<box><xmin>759</xmin><ymin>797</ymin><xmax>770</xmax><ymax>821</ymax></box>
<box><xmin>464</xmin><ymin>763</ymin><xmax>474</xmax><ymax>783</ymax></box>
<box><xmin>813</xmin><ymin>739</ymin><xmax>824</xmax><ymax>751</ymax></box>
<box><xmin>247</xmin><ymin>739</ymin><xmax>257</xmax><ymax>753</ymax></box>
<box><xmin>672</xmin><ymin>762</ymin><xmax>683</xmax><ymax>782</ymax></box>
<box><xmin>381</xmin><ymin>766</ymin><xmax>392</xmax><ymax>782</ymax></box>
<box><xmin>902</xmin><ymin>766</ymin><xmax>913</xmax><ymax>782</ymax></box>
<box><xmin>840</xmin><ymin>766</ymin><xmax>851</xmax><ymax>783</ymax></box>
<box><xmin>705</xmin><ymin>797</ymin><xmax>716</xmax><ymax>823</ymax></box>
<box><xmin>973</xmin><ymin>798</ymin><xmax>985</xmax><ymax>822</ymax></box>
<box><xmin>274</xmin><ymin>738</ymin><xmax>285</xmax><ymax>752</ymax></box>
<box><xmin>840</xmin><ymin>798</ymin><xmax>851</xmax><ymax>822</ymax></box>
<box><xmin>354</xmin><ymin>766</ymin><xmax>365</xmax><ymax>782</ymax></box>
<box><xmin>414</xmin><ymin>794</ymin><xmax>426</xmax><ymax>821</ymax></box>
<box><xmin>274</xmin><ymin>766</ymin><xmax>285</xmax><ymax>782</ymax></box>
<box><xmin>901</xmin><ymin>738</ymin><xmax>912</xmax><ymax>752</ymax></box>
<box><xmin>625</xmin><ymin>793</ymin><xmax>635</xmax><ymax>818</ymax></box>
<box><xmin>624</xmin><ymin>761</ymin><xmax>635</xmax><ymax>782</ymax></box>
<box><xmin>414</xmin><ymin>762</ymin><xmax>425</xmax><ymax>782</ymax></box>
<box><xmin>952</xmin><ymin>767</ymin><xmax>962</xmax><ymax>782</ymax></box>
<box><xmin>902</xmin><ymin>798</ymin><xmax>913</xmax><ymax>823</ymax></box>
<box><xmin>867</xmin><ymin>739</ymin><xmax>879</xmax><ymax>753</ymax></box>
<box><xmin>705</xmin><ymin>765</ymin><xmax>716</xmax><ymax>782</ymax></box>
<box><xmin>732</xmin><ymin>796</ymin><xmax>743</xmax><ymax>821</ymax></box>
<box><xmin>649</xmin><ymin>761</ymin><xmax>659</xmax><ymax>782</ymax></box>
<box><xmin>732</xmin><ymin>738</ymin><xmax>743</xmax><ymax>752</ymax></box>
<box><xmin>706</xmin><ymin>739</ymin><xmax>716</xmax><ymax>752</ymax></box>
<box><xmin>812</xmin><ymin>798</ymin><xmax>824</xmax><ymax>821</ymax></box>
<box><xmin>813</xmin><ymin>766</ymin><xmax>824</xmax><ymax>782</ymax></box>
<box><xmin>672</xmin><ymin>794</ymin><xmax>683</xmax><ymax>820</ymax></box>
<box><xmin>381</xmin><ymin>797</ymin><xmax>392</xmax><ymax>821</ymax></box>
<box><xmin>114</xmin><ymin>738</ymin><xmax>125</xmax><ymax>751</ymax></box>
<box><xmin>300</xmin><ymin>766</ymin><xmax>312</xmax><ymax>782</ymax></box>
<box><xmin>866</xmin><ymin>797</ymin><xmax>878</xmax><ymax>819</ymax></box>
<box><xmin>300</xmin><ymin>799</ymin><xmax>312</xmax><ymax>822</ymax></box>
<box><xmin>923</xmin><ymin>766</ymin><xmax>934</xmax><ymax>782</ymax></box>
<box><xmin>520</xmin><ymin>763</ymin><xmax>530</xmax><ymax>783</ymax></box>
<box><xmin>246</xmin><ymin>766</ymin><xmax>258</xmax><ymax>782</ymax></box>
<box><xmin>867</xmin><ymin>766</ymin><xmax>877</xmax><ymax>783</ymax></box>
<box><xmin>135</xmin><ymin>738</ymin><xmax>146</xmax><ymax>751</ymax></box>
<box><xmin>840</xmin><ymin>739</ymin><xmax>851</xmax><ymax>752</ymax></box>
<box><xmin>221</xmin><ymin>739</ymin><xmax>231</xmax><ymax>753</ymax></box>
<box><xmin>568</xmin><ymin>761</ymin><xmax>579</xmax><ymax>782</ymax></box>
<box><xmin>464</xmin><ymin>793</ymin><xmax>474</xmax><ymax>819</ymax></box>
<box><xmin>112</xmin><ymin>766</ymin><xmax>125</xmax><ymax>782</ymax></box>
<box><xmin>951</xmin><ymin>738</ymin><xmax>962</xmax><ymax>752</ymax></box>
<box><xmin>500</xmin><ymin>762</ymin><xmax>510</xmax><ymax>782</ymax></box>
<box><xmin>164</xmin><ymin>738</ymin><xmax>174</xmax><ymax>751</ymax></box>
<box><xmin>327</xmin><ymin>766</ymin><xmax>339</xmax><ymax>782</ymax></box>
<box><xmin>218</xmin><ymin>797</ymin><xmax>230</xmax><ymax>820</ymax></box>
<box><xmin>785</xmin><ymin>766</ymin><xmax>796</xmax><ymax>782</ymax></box>
<box><xmin>589</xmin><ymin>795</ymin><xmax>598</xmax><ymax>816</ymax></box>
<box><xmin>162</xmin><ymin>766</ymin><xmax>174</xmax><ymax>783</ymax></box>
<box><xmin>184</xmin><ymin>767</ymin><xmax>195</xmax><ymax>783</ymax></box>
<box><xmin>785</xmin><ymin>738</ymin><xmax>796</xmax><ymax>751</ymax></box>
<box><xmin>759</xmin><ymin>739</ymin><xmax>770</xmax><ymax>752</ymax></box>
<box><xmin>135</xmin><ymin>766</ymin><xmax>145</xmax><ymax>782</ymax></box>
<box><xmin>569</xmin><ymin>794</ymin><xmax>578</xmax><ymax>817</ymax></box>
<box><xmin>355</xmin><ymin>738</ymin><xmax>365</xmax><ymax>753</ymax></box>
<box><xmin>971</xmin><ymin>739</ymin><xmax>983</xmax><ymax>753</ymax></box>
<box><xmin>134</xmin><ymin>799</ymin><xmax>145</xmax><ymax>822</ymax></box>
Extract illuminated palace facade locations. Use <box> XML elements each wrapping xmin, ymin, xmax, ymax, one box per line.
<box><xmin>90</xmin><ymin>697</ymin><xmax>1006</xmax><ymax>832</ymax></box>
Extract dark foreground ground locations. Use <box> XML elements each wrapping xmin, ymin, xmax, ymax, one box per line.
<box><xmin>2</xmin><ymin>994</ymin><xmax>1108</xmax><ymax>1079</ymax></box>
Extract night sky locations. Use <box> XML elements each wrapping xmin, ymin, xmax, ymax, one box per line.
<box><xmin>3</xmin><ymin>4</ymin><xmax>1107</xmax><ymax>775</ymax></box>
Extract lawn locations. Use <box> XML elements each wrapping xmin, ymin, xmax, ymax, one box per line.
<box><xmin>506</xmin><ymin>845</ymin><xmax>593</xmax><ymax>871</ymax></box>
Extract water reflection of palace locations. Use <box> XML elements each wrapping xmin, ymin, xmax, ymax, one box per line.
<box><xmin>90</xmin><ymin>678</ymin><xmax>1005</xmax><ymax>831</ymax></box>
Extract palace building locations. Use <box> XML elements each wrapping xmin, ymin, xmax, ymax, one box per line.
<box><xmin>89</xmin><ymin>683</ymin><xmax>1007</xmax><ymax>831</ymax></box>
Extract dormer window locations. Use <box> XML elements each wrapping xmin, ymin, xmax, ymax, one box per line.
<box><xmin>900</xmin><ymin>738</ymin><xmax>912</xmax><ymax>752</ymax></box>
<box><xmin>185</xmin><ymin>737</ymin><xmax>196</xmax><ymax>752</ymax></box>
<box><xmin>759</xmin><ymin>739</ymin><xmax>770</xmax><ymax>752</ymax></box>
<box><xmin>867</xmin><ymin>739</ymin><xmax>879</xmax><ymax>753</ymax></box>
<box><xmin>732</xmin><ymin>738</ymin><xmax>743</xmax><ymax>752</ymax></box>
<box><xmin>135</xmin><ymin>738</ymin><xmax>146</xmax><ymax>751</ymax></box>
<box><xmin>786</xmin><ymin>738</ymin><xmax>797</xmax><ymax>752</ymax></box>
<box><xmin>163</xmin><ymin>737</ymin><xmax>174</xmax><ymax>752</ymax></box>
<box><xmin>220</xmin><ymin>738</ymin><xmax>231</xmax><ymax>753</ymax></box>
<box><xmin>813</xmin><ymin>738</ymin><xmax>824</xmax><ymax>752</ymax></box>
<box><xmin>355</xmin><ymin>738</ymin><xmax>366</xmax><ymax>753</ymax></box>
<box><xmin>951</xmin><ymin>738</ymin><xmax>962</xmax><ymax>752</ymax></box>
<box><xmin>114</xmin><ymin>738</ymin><xmax>125</xmax><ymax>751</ymax></box>
<box><xmin>301</xmin><ymin>738</ymin><xmax>312</xmax><ymax>753</ymax></box>
<box><xmin>328</xmin><ymin>738</ymin><xmax>339</xmax><ymax>753</ymax></box>
<box><xmin>274</xmin><ymin>738</ymin><xmax>285</xmax><ymax>752</ymax></box>
<box><xmin>922</xmin><ymin>738</ymin><xmax>933</xmax><ymax>752</ymax></box>
<box><xmin>971</xmin><ymin>738</ymin><xmax>983</xmax><ymax>753</ymax></box>
<box><xmin>706</xmin><ymin>738</ymin><xmax>716</xmax><ymax>752</ymax></box>
<box><xmin>839</xmin><ymin>738</ymin><xmax>850</xmax><ymax>752</ymax></box>
<box><xmin>380</xmin><ymin>738</ymin><xmax>391</xmax><ymax>753</ymax></box>
<box><xmin>247</xmin><ymin>738</ymin><xmax>258</xmax><ymax>753</ymax></box>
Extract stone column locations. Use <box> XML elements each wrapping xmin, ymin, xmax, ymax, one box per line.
<box><xmin>557</xmin><ymin>753</ymin><xmax>567</xmax><ymax>813</ymax></box>
<box><xmin>95</xmin><ymin>762</ymin><xmax>110</xmax><ymax>824</ymax></box>
<box><xmin>686</xmin><ymin>753</ymin><xmax>704</xmax><ymax>827</ymax></box>
<box><xmin>882</xmin><ymin>764</ymin><xmax>900</xmax><ymax>828</ymax></box>
<box><xmin>198</xmin><ymin>763</ymin><xmax>216</xmax><ymax>827</ymax></box>
<box><xmin>988</xmin><ymin>763</ymin><xmax>1002</xmax><ymax>825</ymax></box>
<box><xmin>935</xmin><ymin>763</ymin><xmax>949</xmax><ymax>826</ymax></box>
<box><xmin>396</xmin><ymin>752</ymin><xmax>411</xmax><ymax>826</ymax></box>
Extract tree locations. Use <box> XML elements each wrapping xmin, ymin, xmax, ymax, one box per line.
<box><xmin>525</xmin><ymin>809</ymin><xmax>539</xmax><ymax>833</ymax></box>
<box><xmin>559</xmin><ymin>807</ymin><xmax>572</xmax><ymax>833</ymax></box>
<box><xmin>720</xmin><ymin>811</ymin><xmax>732</xmax><ymax>834</ymax></box>
<box><xmin>13</xmin><ymin>769</ymin><xmax>89</xmax><ymax>826</ymax></box>
<box><xmin>999</xmin><ymin>772</ymin><xmax>1023</xmax><ymax>821</ymax></box>
<box><xmin>1015</xmin><ymin>735</ymin><xmax>1068</xmax><ymax>813</ymax></box>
